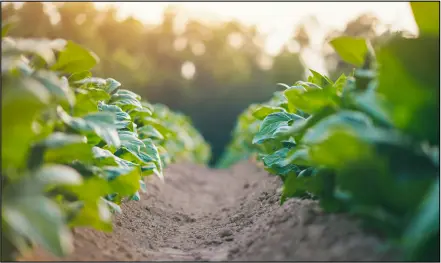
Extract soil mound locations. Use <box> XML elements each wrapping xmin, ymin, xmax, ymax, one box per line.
<box><xmin>19</xmin><ymin>161</ymin><xmax>398</xmax><ymax>261</ymax></box>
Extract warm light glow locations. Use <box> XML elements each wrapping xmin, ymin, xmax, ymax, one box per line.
<box><xmin>92</xmin><ymin>2</ymin><xmax>418</xmax><ymax>73</ymax></box>
<box><xmin>181</xmin><ymin>61</ymin><xmax>196</xmax><ymax>80</ymax></box>
<box><xmin>10</xmin><ymin>1</ymin><xmax>417</xmax><ymax>74</ymax></box>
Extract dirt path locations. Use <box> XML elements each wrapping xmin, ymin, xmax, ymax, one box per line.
<box><xmin>20</xmin><ymin>161</ymin><xmax>399</xmax><ymax>261</ymax></box>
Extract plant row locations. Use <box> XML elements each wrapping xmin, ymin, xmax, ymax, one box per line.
<box><xmin>1</xmin><ymin>25</ymin><xmax>211</xmax><ymax>260</ymax></box>
<box><xmin>220</xmin><ymin>3</ymin><xmax>439</xmax><ymax>261</ymax></box>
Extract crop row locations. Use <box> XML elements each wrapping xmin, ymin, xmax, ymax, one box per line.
<box><xmin>220</xmin><ymin>3</ymin><xmax>439</xmax><ymax>261</ymax></box>
<box><xmin>1</xmin><ymin>24</ymin><xmax>211</xmax><ymax>260</ymax></box>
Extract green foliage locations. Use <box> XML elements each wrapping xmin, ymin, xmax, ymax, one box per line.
<box><xmin>2</xmin><ymin>2</ymin><xmax>308</xmax><ymax>165</ymax></box>
<box><xmin>221</xmin><ymin>3</ymin><xmax>439</xmax><ymax>261</ymax></box>
<box><xmin>51</xmin><ymin>41</ymin><xmax>99</xmax><ymax>73</ymax></box>
<box><xmin>410</xmin><ymin>2</ymin><xmax>440</xmax><ymax>36</ymax></box>
<box><xmin>1</xmin><ymin>34</ymin><xmax>211</xmax><ymax>260</ymax></box>
<box><xmin>330</xmin><ymin>37</ymin><xmax>369</xmax><ymax>67</ymax></box>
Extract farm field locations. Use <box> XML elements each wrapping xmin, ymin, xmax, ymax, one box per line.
<box><xmin>19</xmin><ymin>161</ymin><xmax>398</xmax><ymax>261</ymax></box>
<box><xmin>1</xmin><ymin>2</ymin><xmax>440</xmax><ymax>262</ymax></box>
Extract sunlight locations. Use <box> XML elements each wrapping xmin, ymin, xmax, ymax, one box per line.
<box><xmin>93</xmin><ymin>2</ymin><xmax>418</xmax><ymax>73</ymax></box>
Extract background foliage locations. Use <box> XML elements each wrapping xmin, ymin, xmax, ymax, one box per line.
<box><xmin>221</xmin><ymin>2</ymin><xmax>439</xmax><ymax>261</ymax></box>
<box><xmin>1</xmin><ymin>20</ymin><xmax>210</xmax><ymax>259</ymax></box>
<box><xmin>1</xmin><ymin>2</ymin><xmax>405</xmax><ymax>164</ymax></box>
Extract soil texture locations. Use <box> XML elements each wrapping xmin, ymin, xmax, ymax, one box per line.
<box><xmin>19</xmin><ymin>161</ymin><xmax>399</xmax><ymax>261</ymax></box>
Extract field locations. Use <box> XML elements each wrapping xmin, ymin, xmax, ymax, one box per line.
<box><xmin>1</xmin><ymin>2</ymin><xmax>440</xmax><ymax>262</ymax></box>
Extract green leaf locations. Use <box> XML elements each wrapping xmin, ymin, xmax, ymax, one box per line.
<box><xmin>114</xmin><ymin>131</ymin><xmax>156</xmax><ymax>165</ymax></box>
<box><xmin>376</xmin><ymin>36</ymin><xmax>439</xmax><ymax>145</ymax></box>
<box><xmin>284</xmin><ymin>87</ymin><xmax>337</xmax><ymax>114</ymax></box>
<box><xmin>280</xmin><ymin>146</ymin><xmax>310</xmax><ymax>167</ymax></box>
<box><xmin>403</xmin><ymin>179</ymin><xmax>440</xmax><ymax>261</ymax></box>
<box><xmin>262</xmin><ymin>147</ymin><xmax>289</xmax><ymax>168</ymax></box>
<box><xmin>128</xmin><ymin>107</ymin><xmax>153</xmax><ymax>120</ymax></box>
<box><xmin>281</xmin><ymin>171</ymin><xmax>320</xmax><ymax>203</ymax></box>
<box><xmin>109</xmin><ymin>89</ymin><xmax>142</xmax><ymax>111</ymax></box>
<box><xmin>253</xmin><ymin>112</ymin><xmax>304</xmax><ymax>144</ymax></box>
<box><xmin>74</xmin><ymin>88</ymin><xmax>111</xmax><ymax>117</ymax></box>
<box><xmin>69</xmin><ymin>198</ymin><xmax>112</xmax><ymax>232</ymax></box>
<box><xmin>137</xmin><ymin>125</ymin><xmax>164</xmax><ymax>140</ymax></box>
<box><xmin>2</xmin><ymin>78</ymin><xmax>50</xmax><ymax>171</ymax></box>
<box><xmin>333</xmin><ymin>73</ymin><xmax>347</xmax><ymax>94</ymax></box>
<box><xmin>307</xmin><ymin>131</ymin><xmax>372</xmax><ymax>169</ymax></box>
<box><xmin>51</xmin><ymin>41</ymin><xmax>99</xmax><ymax>73</ymax></box>
<box><xmin>33</xmin><ymin>71</ymin><xmax>76</xmax><ymax>107</ymax></box>
<box><xmin>261</xmin><ymin>147</ymin><xmax>301</xmax><ymax>177</ymax></box>
<box><xmin>57</xmin><ymin>107</ymin><xmax>120</xmax><ymax>147</ymax></box>
<box><xmin>139</xmin><ymin>180</ymin><xmax>147</xmax><ymax>193</ymax></box>
<box><xmin>137</xmin><ymin>117</ymin><xmax>173</xmax><ymax>138</ymax></box>
<box><xmin>97</xmin><ymin>102</ymin><xmax>132</xmax><ymax>130</ymax></box>
<box><xmin>114</xmin><ymin>89</ymin><xmax>141</xmax><ymax>101</ymax></box>
<box><xmin>67</xmin><ymin>177</ymin><xmax>111</xmax><ymax>201</ymax></box>
<box><xmin>38</xmin><ymin>132</ymin><xmax>87</xmax><ymax>148</ymax></box>
<box><xmin>107</xmin><ymin>166</ymin><xmax>141</xmax><ymax>196</ymax></box>
<box><xmin>104</xmin><ymin>78</ymin><xmax>121</xmax><ymax>94</ymax></box>
<box><xmin>352</xmin><ymin>89</ymin><xmax>393</xmax><ymax>127</ymax></box>
<box><xmin>74</xmin><ymin>77</ymin><xmax>120</xmax><ymax>95</ymax></box>
<box><xmin>274</xmin><ymin>106</ymin><xmax>337</xmax><ymax>141</ymax></box>
<box><xmin>3</xmin><ymin>192</ymin><xmax>73</xmax><ymax>257</ymax></box>
<box><xmin>294</xmin><ymin>81</ymin><xmax>322</xmax><ymax>91</ymax></box>
<box><xmin>330</xmin><ymin>36</ymin><xmax>369</xmax><ymax>67</ymax></box>
<box><xmin>302</xmin><ymin>110</ymin><xmax>373</xmax><ymax>145</ymax></box>
<box><xmin>91</xmin><ymin>147</ymin><xmax>119</xmax><ymax>166</ymax></box>
<box><xmin>68</xmin><ymin>71</ymin><xmax>92</xmax><ymax>83</ymax></box>
<box><xmin>2</xmin><ymin>38</ymin><xmax>64</xmax><ymax>66</ymax></box>
<box><xmin>34</xmin><ymin>164</ymin><xmax>83</xmax><ymax>186</ymax></box>
<box><xmin>130</xmin><ymin>191</ymin><xmax>141</xmax><ymax>201</ymax></box>
<box><xmin>35</xmin><ymin>132</ymin><xmax>93</xmax><ymax>165</ymax></box>
<box><xmin>252</xmin><ymin>105</ymin><xmax>285</xmax><ymax>120</ymax></box>
<box><xmin>411</xmin><ymin>2</ymin><xmax>440</xmax><ymax>36</ymax></box>
<box><xmin>2</xmin><ymin>16</ymin><xmax>18</xmax><ymax>37</ymax></box>
<box><xmin>308</xmin><ymin>69</ymin><xmax>333</xmax><ymax>88</ymax></box>
<box><xmin>102</xmin><ymin>198</ymin><xmax>122</xmax><ymax>214</ymax></box>
<box><xmin>141</xmin><ymin>162</ymin><xmax>157</xmax><ymax>172</ymax></box>
<box><xmin>74</xmin><ymin>77</ymin><xmax>106</xmax><ymax>87</ymax></box>
<box><xmin>141</xmin><ymin>138</ymin><xmax>162</xmax><ymax>164</ymax></box>
<box><xmin>140</xmin><ymin>162</ymin><xmax>162</xmax><ymax>179</ymax></box>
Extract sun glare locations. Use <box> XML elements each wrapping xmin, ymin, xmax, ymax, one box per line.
<box><xmin>93</xmin><ymin>2</ymin><xmax>418</xmax><ymax>73</ymax></box>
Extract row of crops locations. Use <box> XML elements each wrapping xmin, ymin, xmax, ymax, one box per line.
<box><xmin>219</xmin><ymin>3</ymin><xmax>439</xmax><ymax>261</ymax></box>
<box><xmin>1</xmin><ymin>23</ymin><xmax>211</xmax><ymax>260</ymax></box>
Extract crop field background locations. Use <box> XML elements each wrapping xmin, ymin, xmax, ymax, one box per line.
<box><xmin>1</xmin><ymin>2</ymin><xmax>440</xmax><ymax>262</ymax></box>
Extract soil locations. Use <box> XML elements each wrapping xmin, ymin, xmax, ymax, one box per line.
<box><xmin>19</xmin><ymin>160</ymin><xmax>400</xmax><ymax>261</ymax></box>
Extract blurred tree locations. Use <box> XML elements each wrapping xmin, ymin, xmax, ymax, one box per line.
<box><xmin>271</xmin><ymin>47</ymin><xmax>305</xmax><ymax>86</ymax></box>
<box><xmin>2</xmin><ymin>3</ymin><xmax>307</xmax><ymax>164</ymax></box>
<box><xmin>7</xmin><ymin>2</ymin><xmax>53</xmax><ymax>38</ymax></box>
<box><xmin>55</xmin><ymin>2</ymin><xmax>97</xmax><ymax>43</ymax></box>
<box><xmin>1</xmin><ymin>3</ymin><xmax>16</xmax><ymax>22</ymax></box>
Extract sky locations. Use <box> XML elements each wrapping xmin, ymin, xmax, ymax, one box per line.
<box><xmin>8</xmin><ymin>2</ymin><xmax>417</xmax><ymax>73</ymax></box>
<box><xmin>94</xmin><ymin>2</ymin><xmax>417</xmax><ymax>53</ymax></box>
<box><xmin>93</xmin><ymin>2</ymin><xmax>418</xmax><ymax>73</ymax></box>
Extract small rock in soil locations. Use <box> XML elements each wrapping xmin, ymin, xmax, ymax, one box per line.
<box><xmin>219</xmin><ymin>229</ymin><xmax>233</xmax><ymax>237</ymax></box>
<box><xmin>229</xmin><ymin>247</ymin><xmax>240</xmax><ymax>254</ymax></box>
<box><xmin>224</xmin><ymin>236</ymin><xmax>234</xmax><ymax>242</ymax></box>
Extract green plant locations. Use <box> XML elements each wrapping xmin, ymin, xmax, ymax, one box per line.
<box><xmin>1</xmin><ymin>30</ymin><xmax>211</xmax><ymax>259</ymax></box>
<box><xmin>220</xmin><ymin>2</ymin><xmax>439</xmax><ymax>261</ymax></box>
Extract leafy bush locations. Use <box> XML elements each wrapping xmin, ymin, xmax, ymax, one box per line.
<box><xmin>1</xmin><ymin>25</ymin><xmax>211</xmax><ymax>260</ymax></box>
<box><xmin>220</xmin><ymin>3</ymin><xmax>439</xmax><ymax>261</ymax></box>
